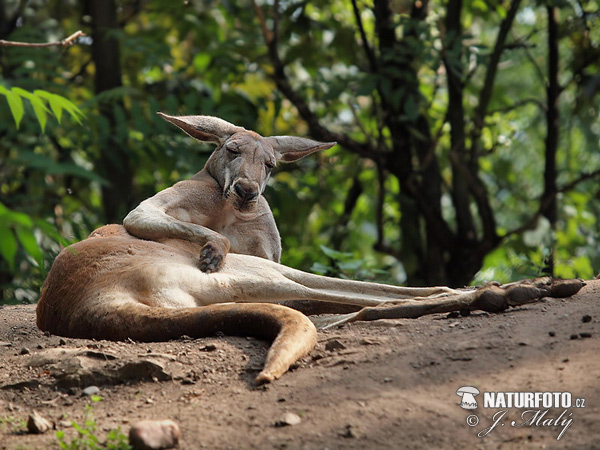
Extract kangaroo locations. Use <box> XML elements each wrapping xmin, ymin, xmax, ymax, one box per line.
<box><xmin>36</xmin><ymin>114</ymin><xmax>585</xmax><ymax>383</ymax></box>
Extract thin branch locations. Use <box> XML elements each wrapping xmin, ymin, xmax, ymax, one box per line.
<box><xmin>559</xmin><ymin>169</ymin><xmax>600</xmax><ymax>194</ymax></box>
<box><xmin>503</xmin><ymin>169</ymin><xmax>600</xmax><ymax>240</ymax></box>
<box><xmin>331</xmin><ymin>172</ymin><xmax>364</xmax><ymax>249</ymax></box>
<box><xmin>0</xmin><ymin>30</ymin><xmax>85</xmax><ymax>48</ymax></box>
<box><xmin>252</xmin><ymin>0</ymin><xmax>273</xmax><ymax>45</ymax></box>
<box><xmin>521</xmin><ymin>39</ymin><xmax>546</xmax><ymax>85</ymax></box>
<box><xmin>472</xmin><ymin>0</ymin><xmax>522</xmax><ymax>131</ymax></box>
<box><xmin>251</xmin><ymin>0</ymin><xmax>378</xmax><ymax>159</ymax></box>
<box><xmin>375</xmin><ymin>161</ymin><xmax>386</xmax><ymax>249</ymax></box>
<box><xmin>351</xmin><ymin>0</ymin><xmax>378</xmax><ymax>73</ymax></box>
<box><xmin>466</xmin><ymin>0</ymin><xmax>521</xmax><ymax>245</ymax></box>
<box><xmin>489</xmin><ymin>98</ymin><xmax>547</xmax><ymax>115</ymax></box>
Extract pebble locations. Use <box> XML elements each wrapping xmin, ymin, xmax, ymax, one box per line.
<box><xmin>325</xmin><ymin>339</ymin><xmax>346</xmax><ymax>352</ymax></box>
<box><xmin>340</xmin><ymin>424</ymin><xmax>357</xmax><ymax>438</ymax></box>
<box><xmin>548</xmin><ymin>331</ymin><xmax>556</xmax><ymax>337</ymax></box>
<box><xmin>200</xmin><ymin>344</ymin><xmax>217</xmax><ymax>352</ymax></box>
<box><xmin>20</xmin><ymin>347</ymin><xmax>30</xmax><ymax>355</ymax></box>
<box><xmin>27</xmin><ymin>410</ymin><xmax>53</xmax><ymax>434</ymax></box>
<box><xmin>275</xmin><ymin>412</ymin><xmax>302</xmax><ymax>427</ymax></box>
<box><xmin>580</xmin><ymin>332</ymin><xmax>592</xmax><ymax>339</ymax></box>
<box><xmin>82</xmin><ymin>386</ymin><xmax>100</xmax><ymax>396</ymax></box>
<box><xmin>582</xmin><ymin>315</ymin><xmax>592</xmax><ymax>323</ymax></box>
<box><xmin>129</xmin><ymin>419</ymin><xmax>180</xmax><ymax>450</ymax></box>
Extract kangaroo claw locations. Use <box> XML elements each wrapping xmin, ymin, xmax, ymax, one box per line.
<box><xmin>199</xmin><ymin>242</ymin><xmax>225</xmax><ymax>273</ymax></box>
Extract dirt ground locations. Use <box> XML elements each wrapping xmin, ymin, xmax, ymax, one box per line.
<box><xmin>1</xmin><ymin>280</ymin><xmax>599</xmax><ymax>450</ymax></box>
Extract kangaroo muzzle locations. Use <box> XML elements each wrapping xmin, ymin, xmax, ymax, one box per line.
<box><xmin>230</xmin><ymin>179</ymin><xmax>260</xmax><ymax>211</ymax></box>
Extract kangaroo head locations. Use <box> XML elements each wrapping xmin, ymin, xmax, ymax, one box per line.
<box><xmin>158</xmin><ymin>113</ymin><xmax>336</xmax><ymax>214</ymax></box>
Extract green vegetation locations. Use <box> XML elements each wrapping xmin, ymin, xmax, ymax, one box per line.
<box><xmin>0</xmin><ymin>415</ymin><xmax>27</xmax><ymax>434</ymax></box>
<box><xmin>1</xmin><ymin>0</ymin><xmax>599</xmax><ymax>302</ymax></box>
<box><xmin>56</xmin><ymin>399</ymin><xmax>131</xmax><ymax>450</ymax></box>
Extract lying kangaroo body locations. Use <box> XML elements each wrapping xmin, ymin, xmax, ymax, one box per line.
<box><xmin>37</xmin><ymin>114</ymin><xmax>585</xmax><ymax>382</ymax></box>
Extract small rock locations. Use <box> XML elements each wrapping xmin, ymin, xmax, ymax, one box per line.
<box><xmin>67</xmin><ymin>387</ymin><xmax>79</xmax><ymax>396</ymax></box>
<box><xmin>0</xmin><ymin>341</ymin><xmax>12</xmax><ymax>347</ymax></box>
<box><xmin>359</xmin><ymin>338</ymin><xmax>379</xmax><ymax>346</ymax></box>
<box><xmin>275</xmin><ymin>412</ymin><xmax>302</xmax><ymax>427</ymax></box>
<box><xmin>20</xmin><ymin>347</ymin><xmax>30</xmax><ymax>355</ymax></box>
<box><xmin>340</xmin><ymin>424</ymin><xmax>357</xmax><ymax>438</ymax></box>
<box><xmin>59</xmin><ymin>338</ymin><xmax>67</xmax><ymax>346</ymax></box>
<box><xmin>383</xmin><ymin>377</ymin><xmax>393</xmax><ymax>383</ymax></box>
<box><xmin>562</xmin><ymin>358</ymin><xmax>569</xmax><ymax>363</ymax></box>
<box><xmin>459</xmin><ymin>309</ymin><xmax>471</xmax><ymax>317</ymax></box>
<box><xmin>37</xmin><ymin>344</ymin><xmax>44</xmax><ymax>349</ymax></box>
<box><xmin>548</xmin><ymin>331</ymin><xmax>556</xmax><ymax>337</ymax></box>
<box><xmin>325</xmin><ymin>339</ymin><xmax>346</xmax><ymax>352</ymax></box>
<box><xmin>580</xmin><ymin>332</ymin><xmax>592</xmax><ymax>339</ymax></box>
<box><xmin>569</xmin><ymin>334</ymin><xmax>579</xmax><ymax>340</ymax></box>
<box><xmin>200</xmin><ymin>344</ymin><xmax>217</xmax><ymax>352</ymax></box>
<box><xmin>129</xmin><ymin>419</ymin><xmax>180</xmax><ymax>450</ymax></box>
<box><xmin>82</xmin><ymin>386</ymin><xmax>100</xmax><ymax>396</ymax></box>
<box><xmin>582</xmin><ymin>315</ymin><xmax>592</xmax><ymax>323</ymax></box>
<box><xmin>446</xmin><ymin>311</ymin><xmax>460</xmax><ymax>319</ymax></box>
<box><xmin>27</xmin><ymin>410</ymin><xmax>53</xmax><ymax>434</ymax></box>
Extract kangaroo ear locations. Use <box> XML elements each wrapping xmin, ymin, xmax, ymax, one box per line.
<box><xmin>157</xmin><ymin>112</ymin><xmax>244</xmax><ymax>143</ymax></box>
<box><xmin>265</xmin><ymin>136</ymin><xmax>336</xmax><ymax>162</ymax></box>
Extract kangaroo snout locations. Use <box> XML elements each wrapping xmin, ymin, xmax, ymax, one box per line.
<box><xmin>233</xmin><ymin>180</ymin><xmax>259</xmax><ymax>203</ymax></box>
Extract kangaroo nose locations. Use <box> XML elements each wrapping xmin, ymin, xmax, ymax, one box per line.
<box><xmin>234</xmin><ymin>183</ymin><xmax>258</xmax><ymax>201</ymax></box>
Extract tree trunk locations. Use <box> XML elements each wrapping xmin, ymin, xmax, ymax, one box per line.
<box><xmin>87</xmin><ymin>0</ymin><xmax>134</xmax><ymax>223</ymax></box>
<box><xmin>542</xmin><ymin>5</ymin><xmax>560</xmax><ymax>276</ymax></box>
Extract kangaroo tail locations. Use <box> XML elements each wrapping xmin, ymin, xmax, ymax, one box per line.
<box><xmin>37</xmin><ymin>301</ymin><xmax>317</xmax><ymax>383</ymax></box>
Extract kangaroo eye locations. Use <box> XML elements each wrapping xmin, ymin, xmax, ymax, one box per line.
<box><xmin>265</xmin><ymin>162</ymin><xmax>275</xmax><ymax>170</ymax></box>
<box><xmin>226</xmin><ymin>147</ymin><xmax>239</xmax><ymax>156</ymax></box>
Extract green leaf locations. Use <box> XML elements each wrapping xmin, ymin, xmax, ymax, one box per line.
<box><xmin>0</xmin><ymin>86</ymin><xmax>25</xmax><ymax>128</ymax></box>
<box><xmin>0</xmin><ymin>226</ymin><xmax>18</xmax><ymax>272</ymax></box>
<box><xmin>319</xmin><ymin>245</ymin><xmax>353</xmax><ymax>260</ymax></box>
<box><xmin>34</xmin><ymin>90</ymin><xmax>63</xmax><ymax>122</ymax></box>
<box><xmin>12</xmin><ymin>87</ymin><xmax>51</xmax><ymax>132</ymax></box>
<box><xmin>193</xmin><ymin>53</ymin><xmax>212</xmax><ymax>72</ymax></box>
<box><xmin>16</xmin><ymin>228</ymin><xmax>43</xmax><ymax>266</ymax></box>
<box><xmin>0</xmin><ymin>204</ymin><xmax>34</xmax><ymax>228</ymax></box>
<box><xmin>34</xmin><ymin>89</ymin><xmax>85</xmax><ymax>124</ymax></box>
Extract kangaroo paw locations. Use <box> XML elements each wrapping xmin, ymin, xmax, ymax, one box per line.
<box><xmin>199</xmin><ymin>241</ymin><xmax>227</xmax><ymax>273</ymax></box>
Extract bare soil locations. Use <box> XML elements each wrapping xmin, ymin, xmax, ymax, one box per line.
<box><xmin>1</xmin><ymin>280</ymin><xmax>599</xmax><ymax>449</ymax></box>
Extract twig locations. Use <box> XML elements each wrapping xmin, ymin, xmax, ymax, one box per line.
<box><xmin>251</xmin><ymin>0</ymin><xmax>377</xmax><ymax>159</ymax></box>
<box><xmin>351</xmin><ymin>0</ymin><xmax>378</xmax><ymax>73</ymax></box>
<box><xmin>489</xmin><ymin>98</ymin><xmax>547</xmax><ymax>114</ymax></box>
<box><xmin>503</xmin><ymin>169</ymin><xmax>600</xmax><ymax>239</ymax></box>
<box><xmin>0</xmin><ymin>30</ymin><xmax>85</xmax><ymax>48</ymax></box>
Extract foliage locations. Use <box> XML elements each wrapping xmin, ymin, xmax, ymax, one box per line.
<box><xmin>0</xmin><ymin>85</ymin><xmax>84</xmax><ymax>130</ymax></box>
<box><xmin>0</xmin><ymin>0</ymin><xmax>599</xmax><ymax>303</ymax></box>
<box><xmin>55</xmin><ymin>399</ymin><xmax>131</xmax><ymax>450</ymax></box>
<box><xmin>0</xmin><ymin>415</ymin><xmax>27</xmax><ymax>434</ymax></box>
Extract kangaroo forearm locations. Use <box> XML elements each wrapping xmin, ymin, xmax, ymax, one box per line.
<box><xmin>123</xmin><ymin>206</ymin><xmax>221</xmax><ymax>244</ymax></box>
